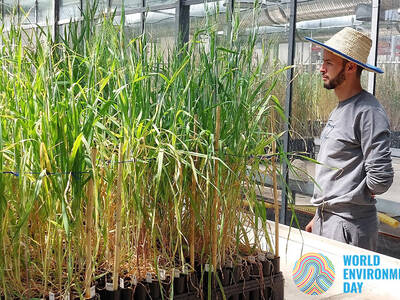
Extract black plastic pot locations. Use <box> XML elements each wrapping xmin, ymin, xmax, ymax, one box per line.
<box><xmin>120</xmin><ymin>288</ymin><xmax>133</xmax><ymax>300</ymax></box>
<box><xmin>263</xmin><ymin>286</ymin><xmax>272</xmax><ymax>300</ymax></box>
<box><xmin>96</xmin><ymin>288</ymin><xmax>107</xmax><ymax>300</ymax></box>
<box><xmin>250</xmin><ymin>262</ymin><xmax>262</xmax><ymax>278</ymax></box>
<box><xmin>104</xmin><ymin>289</ymin><xmax>120</xmax><ymax>300</ymax></box>
<box><xmin>262</xmin><ymin>259</ymin><xmax>272</xmax><ymax>277</ymax></box>
<box><xmin>121</xmin><ymin>277</ymin><xmax>134</xmax><ymax>300</ymax></box>
<box><xmin>95</xmin><ymin>272</ymin><xmax>111</xmax><ymax>300</ymax></box>
<box><xmin>271</xmin><ymin>273</ymin><xmax>284</xmax><ymax>300</ymax></box>
<box><xmin>242</xmin><ymin>262</ymin><xmax>251</xmax><ymax>281</ymax></box>
<box><xmin>187</xmin><ymin>272</ymin><xmax>199</xmax><ymax>293</ymax></box>
<box><xmin>217</xmin><ymin>267</ymin><xmax>230</xmax><ymax>287</ymax></box>
<box><xmin>232</xmin><ymin>265</ymin><xmax>241</xmax><ymax>284</ymax></box>
<box><xmin>149</xmin><ymin>281</ymin><xmax>161</xmax><ymax>299</ymax></box>
<box><xmin>173</xmin><ymin>275</ymin><xmax>186</xmax><ymax>295</ymax></box>
<box><xmin>133</xmin><ymin>283</ymin><xmax>147</xmax><ymax>300</ymax></box>
<box><xmin>271</xmin><ymin>256</ymin><xmax>280</xmax><ymax>275</ymax></box>
<box><xmin>240</xmin><ymin>291</ymin><xmax>250</xmax><ymax>300</ymax></box>
<box><xmin>249</xmin><ymin>289</ymin><xmax>260</xmax><ymax>299</ymax></box>
<box><xmin>203</xmin><ymin>270</ymin><xmax>218</xmax><ymax>292</ymax></box>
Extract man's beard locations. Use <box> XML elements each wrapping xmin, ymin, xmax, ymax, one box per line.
<box><xmin>324</xmin><ymin>66</ymin><xmax>346</xmax><ymax>90</ymax></box>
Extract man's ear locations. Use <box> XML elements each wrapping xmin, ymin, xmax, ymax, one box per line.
<box><xmin>346</xmin><ymin>62</ymin><xmax>358</xmax><ymax>73</ymax></box>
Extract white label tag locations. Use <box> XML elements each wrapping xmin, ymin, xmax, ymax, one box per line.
<box><xmin>49</xmin><ymin>292</ymin><xmax>55</xmax><ymax>300</ymax></box>
<box><xmin>226</xmin><ymin>261</ymin><xmax>233</xmax><ymax>268</ymax></box>
<box><xmin>146</xmin><ymin>272</ymin><xmax>152</xmax><ymax>283</ymax></box>
<box><xmin>90</xmin><ymin>286</ymin><xmax>96</xmax><ymax>298</ymax></box>
<box><xmin>159</xmin><ymin>269</ymin><xmax>166</xmax><ymax>281</ymax></box>
<box><xmin>132</xmin><ymin>275</ymin><xmax>137</xmax><ymax>285</ymax></box>
<box><xmin>105</xmin><ymin>282</ymin><xmax>114</xmax><ymax>291</ymax></box>
<box><xmin>258</xmin><ymin>253</ymin><xmax>266</xmax><ymax>261</ymax></box>
<box><xmin>248</xmin><ymin>256</ymin><xmax>256</xmax><ymax>263</ymax></box>
<box><xmin>173</xmin><ymin>269</ymin><xmax>180</xmax><ymax>278</ymax></box>
<box><xmin>205</xmin><ymin>264</ymin><xmax>210</xmax><ymax>272</ymax></box>
<box><xmin>120</xmin><ymin>278</ymin><xmax>124</xmax><ymax>289</ymax></box>
<box><xmin>182</xmin><ymin>265</ymin><xmax>188</xmax><ymax>275</ymax></box>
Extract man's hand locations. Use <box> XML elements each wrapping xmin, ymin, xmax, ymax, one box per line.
<box><xmin>305</xmin><ymin>218</ymin><xmax>314</xmax><ymax>232</ymax></box>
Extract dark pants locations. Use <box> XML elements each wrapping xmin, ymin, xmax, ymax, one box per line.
<box><xmin>312</xmin><ymin>209</ymin><xmax>378</xmax><ymax>251</ymax></box>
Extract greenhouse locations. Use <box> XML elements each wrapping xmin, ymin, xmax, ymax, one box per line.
<box><xmin>1</xmin><ymin>0</ymin><xmax>400</xmax><ymax>299</ymax></box>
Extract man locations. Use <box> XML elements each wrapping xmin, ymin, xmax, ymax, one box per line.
<box><xmin>304</xmin><ymin>27</ymin><xmax>394</xmax><ymax>251</ymax></box>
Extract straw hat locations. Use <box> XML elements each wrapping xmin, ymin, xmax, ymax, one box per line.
<box><xmin>305</xmin><ymin>27</ymin><xmax>383</xmax><ymax>74</ymax></box>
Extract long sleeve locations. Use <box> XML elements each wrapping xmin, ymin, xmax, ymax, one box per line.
<box><xmin>359</xmin><ymin>108</ymin><xmax>394</xmax><ymax>194</ymax></box>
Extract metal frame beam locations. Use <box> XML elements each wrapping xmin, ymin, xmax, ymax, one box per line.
<box><xmin>1</xmin><ymin>0</ymin><xmax>4</xmax><ymax>22</ymax></box>
<box><xmin>226</xmin><ymin>0</ymin><xmax>234</xmax><ymax>44</ymax></box>
<box><xmin>35</xmin><ymin>0</ymin><xmax>38</xmax><ymax>23</ymax></box>
<box><xmin>280</xmin><ymin>0</ymin><xmax>297</xmax><ymax>225</ymax></box>
<box><xmin>182</xmin><ymin>0</ymin><xmax>206</xmax><ymax>6</ymax></box>
<box><xmin>17</xmin><ymin>0</ymin><xmax>20</xmax><ymax>21</ymax></box>
<box><xmin>367</xmin><ymin>0</ymin><xmax>381</xmax><ymax>95</ymax></box>
<box><xmin>176</xmin><ymin>0</ymin><xmax>190</xmax><ymax>48</ymax></box>
<box><xmin>141</xmin><ymin>0</ymin><xmax>145</xmax><ymax>34</ymax></box>
<box><xmin>53</xmin><ymin>0</ymin><xmax>60</xmax><ymax>41</ymax></box>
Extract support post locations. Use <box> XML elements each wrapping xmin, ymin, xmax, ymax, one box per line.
<box><xmin>280</xmin><ymin>0</ymin><xmax>297</xmax><ymax>225</ymax></box>
<box><xmin>141</xmin><ymin>0</ymin><xmax>145</xmax><ymax>34</ymax></box>
<box><xmin>53</xmin><ymin>0</ymin><xmax>60</xmax><ymax>42</ymax></box>
<box><xmin>35</xmin><ymin>0</ymin><xmax>38</xmax><ymax>24</ymax></box>
<box><xmin>176</xmin><ymin>0</ymin><xmax>189</xmax><ymax>49</ymax></box>
<box><xmin>367</xmin><ymin>0</ymin><xmax>381</xmax><ymax>95</ymax></box>
<box><xmin>226</xmin><ymin>0</ymin><xmax>234</xmax><ymax>45</ymax></box>
<box><xmin>17</xmin><ymin>0</ymin><xmax>20</xmax><ymax>21</ymax></box>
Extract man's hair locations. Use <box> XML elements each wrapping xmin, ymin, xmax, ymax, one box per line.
<box><xmin>356</xmin><ymin>65</ymin><xmax>364</xmax><ymax>78</ymax></box>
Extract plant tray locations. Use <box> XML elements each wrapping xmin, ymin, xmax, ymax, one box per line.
<box><xmin>1</xmin><ymin>257</ymin><xmax>284</xmax><ymax>300</ymax></box>
<box><xmin>96</xmin><ymin>257</ymin><xmax>284</xmax><ymax>300</ymax></box>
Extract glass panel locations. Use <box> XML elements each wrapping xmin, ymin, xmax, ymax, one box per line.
<box><xmin>3</xmin><ymin>0</ymin><xmax>17</xmax><ymax>27</ymax></box>
<box><xmin>19</xmin><ymin>0</ymin><xmax>36</xmax><ymax>24</ymax></box>
<box><xmin>146</xmin><ymin>0</ymin><xmax>175</xmax><ymax>9</ymax></box>
<box><xmin>235</xmin><ymin>0</ymin><xmax>290</xmax><ymax>134</ymax></box>
<box><xmin>113</xmin><ymin>0</ymin><xmax>142</xmax><ymax>11</ymax></box>
<box><xmin>376</xmin><ymin>0</ymin><xmax>400</xmax><ymax>133</ymax></box>
<box><xmin>144</xmin><ymin>8</ymin><xmax>175</xmax><ymax>52</ymax></box>
<box><xmin>88</xmin><ymin>0</ymin><xmax>108</xmax><ymax>14</ymax></box>
<box><xmin>124</xmin><ymin>12</ymin><xmax>142</xmax><ymax>38</ymax></box>
<box><xmin>20</xmin><ymin>27</ymin><xmax>36</xmax><ymax>46</ymax></box>
<box><xmin>375</xmin><ymin>0</ymin><xmax>400</xmax><ymax>237</ymax></box>
<box><xmin>189</xmin><ymin>2</ymin><xmax>228</xmax><ymax>41</ymax></box>
<box><xmin>37</xmin><ymin>0</ymin><xmax>54</xmax><ymax>24</ymax></box>
<box><xmin>189</xmin><ymin>3</ymin><xmax>206</xmax><ymax>40</ymax></box>
<box><xmin>60</xmin><ymin>0</ymin><xmax>81</xmax><ymax>20</ymax></box>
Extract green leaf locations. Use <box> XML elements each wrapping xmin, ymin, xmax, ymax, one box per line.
<box><xmin>69</xmin><ymin>132</ymin><xmax>83</xmax><ymax>165</ymax></box>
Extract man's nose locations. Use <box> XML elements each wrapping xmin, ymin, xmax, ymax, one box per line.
<box><xmin>320</xmin><ymin>64</ymin><xmax>326</xmax><ymax>74</ymax></box>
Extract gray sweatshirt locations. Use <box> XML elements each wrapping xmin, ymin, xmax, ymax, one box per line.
<box><xmin>311</xmin><ymin>90</ymin><xmax>394</xmax><ymax>219</ymax></box>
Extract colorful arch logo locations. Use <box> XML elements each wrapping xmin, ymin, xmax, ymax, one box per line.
<box><xmin>292</xmin><ymin>252</ymin><xmax>335</xmax><ymax>295</ymax></box>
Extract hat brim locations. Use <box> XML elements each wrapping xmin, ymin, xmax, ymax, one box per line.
<box><xmin>305</xmin><ymin>37</ymin><xmax>383</xmax><ymax>74</ymax></box>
